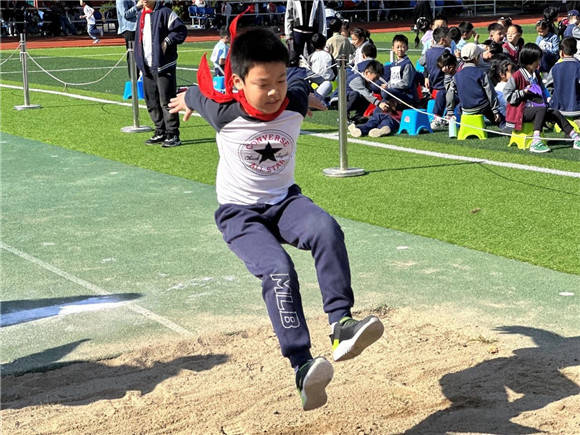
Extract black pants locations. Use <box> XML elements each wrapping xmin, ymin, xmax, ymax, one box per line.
<box><xmin>523</xmin><ymin>106</ymin><xmax>573</xmax><ymax>135</ymax></box>
<box><xmin>123</xmin><ymin>30</ymin><xmax>135</xmax><ymax>78</ymax></box>
<box><xmin>142</xmin><ymin>66</ymin><xmax>180</xmax><ymax>138</ymax></box>
<box><xmin>288</xmin><ymin>27</ymin><xmax>314</xmax><ymax>66</ymax></box>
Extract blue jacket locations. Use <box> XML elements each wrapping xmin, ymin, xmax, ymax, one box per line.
<box><xmin>420</xmin><ymin>44</ymin><xmax>446</xmax><ymax>90</ymax></box>
<box><xmin>116</xmin><ymin>0</ymin><xmax>136</xmax><ymax>34</ymax></box>
<box><xmin>132</xmin><ymin>3</ymin><xmax>187</xmax><ymax>74</ymax></box>
<box><xmin>450</xmin><ymin>63</ymin><xmax>499</xmax><ymax>114</ymax></box>
<box><xmin>548</xmin><ymin>57</ymin><xmax>580</xmax><ymax>112</ymax></box>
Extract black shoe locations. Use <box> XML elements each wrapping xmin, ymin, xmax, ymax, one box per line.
<box><xmin>330</xmin><ymin>315</ymin><xmax>384</xmax><ymax>362</ymax></box>
<box><xmin>145</xmin><ymin>133</ymin><xmax>165</xmax><ymax>145</ymax></box>
<box><xmin>162</xmin><ymin>135</ymin><xmax>182</xmax><ymax>148</ymax></box>
<box><xmin>295</xmin><ymin>357</ymin><xmax>333</xmax><ymax>411</ymax></box>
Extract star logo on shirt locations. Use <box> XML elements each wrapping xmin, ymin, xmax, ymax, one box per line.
<box><xmin>255</xmin><ymin>142</ymin><xmax>282</xmax><ymax>163</ymax></box>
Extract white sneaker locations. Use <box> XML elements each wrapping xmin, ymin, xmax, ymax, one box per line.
<box><xmin>430</xmin><ymin>117</ymin><xmax>446</xmax><ymax>130</ymax></box>
<box><xmin>348</xmin><ymin>123</ymin><xmax>362</xmax><ymax>137</ymax></box>
<box><xmin>368</xmin><ymin>126</ymin><xmax>391</xmax><ymax>137</ymax></box>
<box><xmin>93</xmin><ymin>39</ymin><xmax>100</xmax><ymax>44</ymax></box>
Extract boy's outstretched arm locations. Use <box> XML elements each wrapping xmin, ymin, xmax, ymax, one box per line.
<box><xmin>169</xmin><ymin>92</ymin><xmax>194</xmax><ymax>121</ymax></box>
<box><xmin>307</xmin><ymin>94</ymin><xmax>328</xmax><ymax>115</ymax></box>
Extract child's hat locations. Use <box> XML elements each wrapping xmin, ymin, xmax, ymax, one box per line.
<box><xmin>568</xmin><ymin>9</ymin><xmax>580</xmax><ymax>16</ymax></box>
<box><xmin>461</xmin><ymin>43</ymin><xmax>483</xmax><ymax>61</ymax></box>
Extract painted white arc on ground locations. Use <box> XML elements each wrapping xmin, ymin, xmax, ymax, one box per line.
<box><xmin>2</xmin><ymin>83</ymin><xmax>579</xmax><ymax>179</ymax></box>
<box><xmin>0</xmin><ymin>241</ymin><xmax>194</xmax><ymax>337</ymax></box>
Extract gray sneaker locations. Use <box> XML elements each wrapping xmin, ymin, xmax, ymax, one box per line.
<box><xmin>295</xmin><ymin>357</ymin><xmax>334</xmax><ymax>411</ymax></box>
<box><xmin>330</xmin><ymin>315</ymin><xmax>384</xmax><ymax>362</ymax></box>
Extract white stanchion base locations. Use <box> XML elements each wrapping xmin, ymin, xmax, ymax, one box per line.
<box><xmin>322</xmin><ymin>167</ymin><xmax>366</xmax><ymax>177</ymax></box>
<box><xmin>14</xmin><ymin>104</ymin><xmax>41</xmax><ymax>111</ymax></box>
<box><xmin>121</xmin><ymin>125</ymin><xmax>153</xmax><ymax>133</ymax></box>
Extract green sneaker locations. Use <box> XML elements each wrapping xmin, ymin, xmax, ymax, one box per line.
<box><xmin>529</xmin><ymin>139</ymin><xmax>550</xmax><ymax>153</ymax></box>
<box><xmin>573</xmin><ymin>137</ymin><xmax>580</xmax><ymax>150</ymax></box>
<box><xmin>330</xmin><ymin>315</ymin><xmax>384</xmax><ymax>362</ymax></box>
<box><xmin>295</xmin><ymin>357</ymin><xmax>334</xmax><ymax>411</ymax></box>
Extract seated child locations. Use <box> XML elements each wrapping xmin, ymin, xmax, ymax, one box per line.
<box><xmin>350</xmin><ymin>27</ymin><xmax>373</xmax><ymax>66</ymax></box>
<box><xmin>456</xmin><ymin>21</ymin><xmax>479</xmax><ymax>53</ymax></box>
<box><xmin>503</xmin><ymin>43</ymin><xmax>580</xmax><ymax>152</ymax></box>
<box><xmin>503</xmin><ymin>24</ymin><xmax>523</xmax><ymax>63</ymax></box>
<box><xmin>448</xmin><ymin>43</ymin><xmax>503</xmax><ymax>126</ymax></box>
<box><xmin>546</xmin><ymin>37</ymin><xmax>580</xmax><ymax>112</ymax></box>
<box><xmin>535</xmin><ymin>19</ymin><xmax>560</xmax><ymax>72</ymax></box>
<box><xmin>487</xmin><ymin>22</ymin><xmax>505</xmax><ymax>44</ymax></box>
<box><xmin>421</xmin><ymin>14</ymin><xmax>456</xmax><ymax>55</ymax></box>
<box><xmin>169</xmin><ymin>25</ymin><xmax>384</xmax><ymax>411</ymax></box>
<box><xmin>564</xmin><ymin>9</ymin><xmax>579</xmax><ymax>37</ymax></box>
<box><xmin>437</xmin><ymin>51</ymin><xmax>459</xmax><ymax>118</ymax></box>
<box><xmin>382</xmin><ymin>34</ymin><xmax>418</xmax><ymax>105</ymax></box>
<box><xmin>307</xmin><ymin>33</ymin><xmax>336</xmax><ymax>98</ymax></box>
<box><xmin>448</xmin><ymin>26</ymin><xmax>462</xmax><ymax>57</ymax></box>
<box><xmin>329</xmin><ymin>42</ymin><xmax>376</xmax><ymax>109</ymax></box>
<box><xmin>325</xmin><ymin>17</ymin><xmax>355</xmax><ymax>61</ymax></box>
<box><xmin>347</xmin><ymin>59</ymin><xmax>384</xmax><ymax>122</ymax></box>
<box><xmin>488</xmin><ymin>57</ymin><xmax>517</xmax><ymax>117</ymax></box>
<box><xmin>419</xmin><ymin>26</ymin><xmax>451</xmax><ymax>129</ymax></box>
<box><xmin>347</xmin><ymin>98</ymin><xmax>400</xmax><ymax>137</ymax></box>
<box><xmin>210</xmin><ymin>26</ymin><xmax>230</xmax><ymax>76</ymax></box>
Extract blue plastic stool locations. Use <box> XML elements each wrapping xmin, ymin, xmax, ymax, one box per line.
<box><xmin>213</xmin><ymin>76</ymin><xmax>225</xmax><ymax>93</ymax></box>
<box><xmin>123</xmin><ymin>80</ymin><xmax>144</xmax><ymax>100</ymax></box>
<box><xmin>415</xmin><ymin>59</ymin><xmax>425</xmax><ymax>73</ymax></box>
<box><xmin>426</xmin><ymin>99</ymin><xmax>462</xmax><ymax>123</ymax></box>
<box><xmin>427</xmin><ymin>99</ymin><xmax>436</xmax><ymax>122</ymax></box>
<box><xmin>397</xmin><ymin>109</ymin><xmax>433</xmax><ymax>135</ymax></box>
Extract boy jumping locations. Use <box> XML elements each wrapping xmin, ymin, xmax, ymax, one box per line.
<box><xmin>169</xmin><ymin>20</ymin><xmax>384</xmax><ymax>411</ymax></box>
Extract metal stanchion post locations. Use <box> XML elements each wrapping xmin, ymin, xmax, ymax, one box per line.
<box><xmin>121</xmin><ymin>41</ymin><xmax>152</xmax><ymax>133</ymax></box>
<box><xmin>14</xmin><ymin>33</ymin><xmax>41</xmax><ymax>111</ymax></box>
<box><xmin>323</xmin><ymin>56</ymin><xmax>365</xmax><ymax>178</ymax></box>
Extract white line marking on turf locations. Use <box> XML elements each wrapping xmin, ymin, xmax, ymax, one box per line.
<box><xmin>0</xmin><ymin>242</ymin><xmax>194</xmax><ymax>337</ymax></box>
<box><xmin>2</xmin><ymin>83</ymin><xmax>579</xmax><ymax>179</ymax></box>
<box><xmin>559</xmin><ymin>292</ymin><xmax>575</xmax><ymax>296</ymax></box>
<box><xmin>307</xmin><ymin>132</ymin><xmax>580</xmax><ymax>179</ymax></box>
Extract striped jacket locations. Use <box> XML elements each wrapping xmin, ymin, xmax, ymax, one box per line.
<box><xmin>132</xmin><ymin>3</ymin><xmax>187</xmax><ymax>74</ymax></box>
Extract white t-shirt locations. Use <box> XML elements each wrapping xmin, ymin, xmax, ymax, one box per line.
<box><xmin>142</xmin><ymin>13</ymin><xmax>153</xmax><ymax>67</ymax></box>
<box><xmin>83</xmin><ymin>4</ymin><xmax>95</xmax><ymax>25</ymax></box>
<box><xmin>309</xmin><ymin>50</ymin><xmax>334</xmax><ymax>81</ymax></box>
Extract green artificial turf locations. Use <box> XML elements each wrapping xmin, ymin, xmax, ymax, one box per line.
<box><xmin>1</xmin><ymin>85</ymin><xmax>579</xmax><ymax>274</ymax></box>
<box><xmin>2</xmin><ymin>25</ymin><xmax>579</xmax><ymax>274</ymax></box>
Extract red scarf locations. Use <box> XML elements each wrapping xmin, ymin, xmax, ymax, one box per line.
<box><xmin>197</xmin><ymin>8</ymin><xmax>289</xmax><ymax>121</ymax></box>
<box><xmin>139</xmin><ymin>5</ymin><xmax>154</xmax><ymax>43</ymax></box>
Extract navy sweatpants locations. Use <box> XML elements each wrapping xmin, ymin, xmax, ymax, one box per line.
<box><xmin>214</xmin><ymin>185</ymin><xmax>354</xmax><ymax>368</ymax></box>
<box><xmin>357</xmin><ymin>107</ymin><xmax>400</xmax><ymax>136</ymax></box>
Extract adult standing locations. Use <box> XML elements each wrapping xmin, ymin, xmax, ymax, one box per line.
<box><xmin>127</xmin><ymin>0</ymin><xmax>187</xmax><ymax>147</ymax></box>
<box><xmin>285</xmin><ymin>0</ymin><xmax>326</xmax><ymax>66</ymax></box>
<box><xmin>116</xmin><ymin>0</ymin><xmax>138</xmax><ymax>78</ymax></box>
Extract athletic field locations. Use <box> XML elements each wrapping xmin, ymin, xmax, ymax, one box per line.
<box><xmin>1</xmin><ymin>22</ymin><xmax>579</xmax><ymax>434</ymax></box>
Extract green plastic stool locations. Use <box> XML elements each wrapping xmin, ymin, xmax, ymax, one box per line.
<box><xmin>508</xmin><ymin>122</ymin><xmax>535</xmax><ymax>150</ymax></box>
<box><xmin>457</xmin><ymin>114</ymin><xmax>487</xmax><ymax>140</ymax></box>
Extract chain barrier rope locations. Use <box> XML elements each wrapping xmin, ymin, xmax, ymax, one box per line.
<box><xmin>349</xmin><ymin>65</ymin><xmax>576</xmax><ymax>143</ymax></box>
<box><xmin>25</xmin><ymin>50</ymin><xmax>128</xmax><ymax>88</ymax></box>
<box><xmin>0</xmin><ymin>47</ymin><xmax>22</xmax><ymax>67</ymax></box>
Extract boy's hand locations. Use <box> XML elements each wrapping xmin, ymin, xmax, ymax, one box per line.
<box><xmin>307</xmin><ymin>93</ymin><xmax>327</xmax><ymax>112</ymax></box>
<box><xmin>493</xmin><ymin>113</ymin><xmax>501</xmax><ymax>124</ymax></box>
<box><xmin>378</xmin><ymin>101</ymin><xmax>389</xmax><ymax>112</ymax></box>
<box><xmin>169</xmin><ymin>92</ymin><xmax>194</xmax><ymax>121</ymax></box>
<box><xmin>473</xmin><ymin>32</ymin><xmax>479</xmax><ymax>43</ymax></box>
<box><xmin>161</xmin><ymin>40</ymin><xmax>168</xmax><ymax>54</ymax></box>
